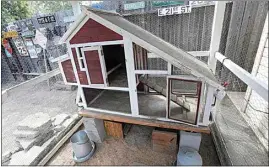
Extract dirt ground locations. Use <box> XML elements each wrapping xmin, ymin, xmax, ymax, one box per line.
<box><xmin>48</xmin><ymin>125</ymin><xmax>220</xmax><ymax>166</ymax></box>
<box><xmin>2</xmin><ymin>81</ymin><xmax>77</xmax><ymax>154</ymax></box>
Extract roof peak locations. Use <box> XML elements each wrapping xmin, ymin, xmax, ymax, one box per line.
<box><xmin>82</xmin><ymin>5</ymin><xmax>121</xmax><ymax>16</ymax></box>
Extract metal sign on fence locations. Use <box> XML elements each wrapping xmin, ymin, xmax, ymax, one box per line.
<box><xmin>124</xmin><ymin>1</ymin><xmax>145</xmax><ymax>10</ymax></box>
<box><xmin>158</xmin><ymin>5</ymin><xmax>192</xmax><ymax>16</ymax></box>
<box><xmin>3</xmin><ymin>31</ymin><xmax>18</xmax><ymax>39</ymax></box>
<box><xmin>37</xmin><ymin>15</ymin><xmax>56</xmax><ymax>24</ymax></box>
<box><xmin>33</xmin><ymin>30</ymin><xmax>47</xmax><ymax>49</ymax></box>
<box><xmin>153</xmin><ymin>1</ymin><xmax>184</xmax><ymax>7</ymax></box>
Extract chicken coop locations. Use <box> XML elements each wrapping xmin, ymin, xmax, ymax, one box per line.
<box><xmin>58</xmin><ymin>6</ymin><xmax>225</xmax><ymax>133</ymax></box>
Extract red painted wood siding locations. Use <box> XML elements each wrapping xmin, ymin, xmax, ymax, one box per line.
<box><xmin>70</xmin><ymin>18</ymin><xmax>122</xmax><ymax>44</ymax></box>
<box><xmin>61</xmin><ymin>59</ymin><xmax>77</xmax><ymax>83</ymax></box>
<box><xmin>84</xmin><ymin>50</ymin><xmax>104</xmax><ymax>84</ymax></box>
<box><xmin>72</xmin><ymin>48</ymin><xmax>88</xmax><ymax>85</ymax></box>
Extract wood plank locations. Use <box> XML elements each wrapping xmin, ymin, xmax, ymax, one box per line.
<box><xmin>79</xmin><ymin>109</ymin><xmax>211</xmax><ymax>134</ymax></box>
<box><xmin>104</xmin><ymin>121</ymin><xmax>124</xmax><ymax>138</ymax></box>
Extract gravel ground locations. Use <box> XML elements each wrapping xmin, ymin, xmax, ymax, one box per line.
<box><xmin>2</xmin><ymin>81</ymin><xmax>77</xmax><ymax>154</ymax></box>
<box><xmin>48</xmin><ymin>125</ymin><xmax>220</xmax><ymax>166</ymax></box>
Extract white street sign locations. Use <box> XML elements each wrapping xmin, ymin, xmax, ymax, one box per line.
<box><xmin>33</xmin><ymin>30</ymin><xmax>47</xmax><ymax>49</ymax></box>
<box><xmin>158</xmin><ymin>5</ymin><xmax>192</xmax><ymax>17</ymax></box>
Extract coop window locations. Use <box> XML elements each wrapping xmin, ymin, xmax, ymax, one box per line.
<box><xmin>167</xmin><ymin>77</ymin><xmax>202</xmax><ymax>125</ymax></box>
<box><xmin>76</xmin><ymin>47</ymin><xmax>86</xmax><ymax>71</ymax></box>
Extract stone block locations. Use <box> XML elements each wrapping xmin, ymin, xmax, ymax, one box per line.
<box><xmin>17</xmin><ymin>112</ymin><xmax>52</xmax><ymax>131</ymax></box>
<box><xmin>179</xmin><ymin>131</ymin><xmax>201</xmax><ymax>151</ymax></box>
<box><xmin>16</xmin><ymin>130</ymin><xmax>54</xmax><ymax>151</ymax></box>
<box><xmin>52</xmin><ymin>113</ymin><xmax>70</xmax><ymax>127</ymax></box>
<box><xmin>9</xmin><ymin>146</ymin><xmax>43</xmax><ymax>165</ymax></box>
<box><xmin>54</xmin><ymin>125</ymin><xmax>64</xmax><ymax>132</ymax></box>
<box><xmin>2</xmin><ymin>151</ymin><xmax>12</xmax><ymax>164</ymax></box>
<box><xmin>13</xmin><ymin>129</ymin><xmax>40</xmax><ymax>139</ymax></box>
<box><xmin>83</xmin><ymin>117</ymin><xmax>104</xmax><ymax>133</ymax></box>
<box><xmin>62</xmin><ymin>114</ymin><xmax>78</xmax><ymax>128</ymax></box>
<box><xmin>83</xmin><ymin>118</ymin><xmax>106</xmax><ymax>143</ymax></box>
<box><xmin>11</xmin><ymin>145</ymin><xmax>23</xmax><ymax>154</ymax></box>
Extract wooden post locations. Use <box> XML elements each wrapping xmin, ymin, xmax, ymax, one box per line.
<box><xmin>123</xmin><ymin>36</ymin><xmax>139</xmax><ymax>116</ymax></box>
<box><xmin>208</xmin><ymin>1</ymin><xmax>226</xmax><ymax>74</ymax></box>
<box><xmin>43</xmin><ymin>48</ymin><xmax>50</xmax><ymax>88</ymax></box>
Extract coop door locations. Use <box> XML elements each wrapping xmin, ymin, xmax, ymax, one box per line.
<box><xmin>81</xmin><ymin>46</ymin><xmax>107</xmax><ymax>87</ymax></box>
<box><xmin>166</xmin><ymin>76</ymin><xmax>202</xmax><ymax>125</ymax></box>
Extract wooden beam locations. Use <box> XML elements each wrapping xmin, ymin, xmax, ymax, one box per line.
<box><xmin>215</xmin><ymin>52</ymin><xmax>268</xmax><ymax>101</ymax></box>
<box><xmin>79</xmin><ymin>110</ymin><xmax>211</xmax><ymax>134</ymax></box>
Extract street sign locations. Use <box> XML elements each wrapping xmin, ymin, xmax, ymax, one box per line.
<box><xmin>124</xmin><ymin>1</ymin><xmax>145</xmax><ymax>10</ymax></box>
<box><xmin>37</xmin><ymin>15</ymin><xmax>56</xmax><ymax>24</ymax></box>
<box><xmin>33</xmin><ymin>30</ymin><xmax>47</xmax><ymax>49</ymax></box>
<box><xmin>13</xmin><ymin>37</ymin><xmax>29</xmax><ymax>56</ymax></box>
<box><xmin>158</xmin><ymin>5</ymin><xmax>192</xmax><ymax>16</ymax></box>
<box><xmin>2</xmin><ymin>39</ymin><xmax>13</xmax><ymax>57</ymax></box>
<box><xmin>3</xmin><ymin>31</ymin><xmax>18</xmax><ymax>39</ymax></box>
<box><xmin>153</xmin><ymin>1</ymin><xmax>184</xmax><ymax>7</ymax></box>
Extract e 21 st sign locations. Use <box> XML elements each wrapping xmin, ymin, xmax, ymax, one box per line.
<box><xmin>158</xmin><ymin>5</ymin><xmax>192</xmax><ymax>16</ymax></box>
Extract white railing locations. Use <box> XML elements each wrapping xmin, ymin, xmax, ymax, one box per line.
<box><xmin>215</xmin><ymin>52</ymin><xmax>268</xmax><ymax>102</ymax></box>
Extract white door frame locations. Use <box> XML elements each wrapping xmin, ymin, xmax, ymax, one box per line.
<box><xmin>81</xmin><ymin>46</ymin><xmax>108</xmax><ymax>87</ymax></box>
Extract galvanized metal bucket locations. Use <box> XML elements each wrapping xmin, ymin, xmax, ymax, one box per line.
<box><xmin>71</xmin><ymin>130</ymin><xmax>93</xmax><ymax>159</ymax></box>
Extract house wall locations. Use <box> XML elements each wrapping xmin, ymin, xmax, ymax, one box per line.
<box><xmin>61</xmin><ymin>59</ymin><xmax>77</xmax><ymax>83</ymax></box>
<box><xmin>69</xmin><ymin>18</ymin><xmax>123</xmax><ymax>44</ymax></box>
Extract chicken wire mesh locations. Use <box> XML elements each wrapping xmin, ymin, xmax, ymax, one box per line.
<box><xmin>1</xmin><ymin>1</ymin><xmax>269</xmax><ymax>165</ymax></box>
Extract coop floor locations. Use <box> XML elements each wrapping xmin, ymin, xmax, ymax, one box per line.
<box><xmin>47</xmin><ymin>125</ymin><xmax>220</xmax><ymax>166</ymax></box>
<box><xmin>88</xmin><ymin>91</ymin><xmax>196</xmax><ymax>122</ymax></box>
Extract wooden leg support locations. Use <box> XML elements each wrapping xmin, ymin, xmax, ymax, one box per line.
<box><xmin>104</xmin><ymin>121</ymin><xmax>124</xmax><ymax>139</ymax></box>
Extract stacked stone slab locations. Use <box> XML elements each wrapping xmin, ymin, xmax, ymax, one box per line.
<box><xmin>8</xmin><ymin>113</ymin><xmax>80</xmax><ymax>165</ymax></box>
<box><xmin>14</xmin><ymin>112</ymin><xmax>54</xmax><ymax>151</ymax></box>
<box><xmin>82</xmin><ymin>117</ymin><xmax>106</xmax><ymax>143</ymax></box>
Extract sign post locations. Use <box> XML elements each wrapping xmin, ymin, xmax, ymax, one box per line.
<box><xmin>34</xmin><ymin>30</ymin><xmax>50</xmax><ymax>88</ymax></box>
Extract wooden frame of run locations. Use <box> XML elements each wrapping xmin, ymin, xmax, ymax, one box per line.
<box><xmin>167</xmin><ymin>77</ymin><xmax>202</xmax><ymax>125</ymax></box>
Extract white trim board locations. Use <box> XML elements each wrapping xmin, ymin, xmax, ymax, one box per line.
<box><xmin>135</xmin><ymin>70</ymin><xmax>168</xmax><ymax>75</ymax></box>
<box><xmin>215</xmin><ymin>52</ymin><xmax>268</xmax><ymax>102</ymax></box>
<box><xmin>70</xmin><ymin>40</ymin><xmax>124</xmax><ymax>48</ymax></box>
<box><xmin>81</xmin><ymin>85</ymin><xmax>129</xmax><ymax>91</ymax></box>
<box><xmin>148</xmin><ymin>51</ymin><xmax>210</xmax><ymax>58</ymax></box>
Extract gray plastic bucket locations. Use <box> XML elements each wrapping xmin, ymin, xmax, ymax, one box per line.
<box><xmin>71</xmin><ymin>130</ymin><xmax>93</xmax><ymax>159</ymax></box>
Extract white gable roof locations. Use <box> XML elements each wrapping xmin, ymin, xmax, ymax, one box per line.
<box><xmin>60</xmin><ymin>6</ymin><xmax>222</xmax><ymax>89</ymax></box>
